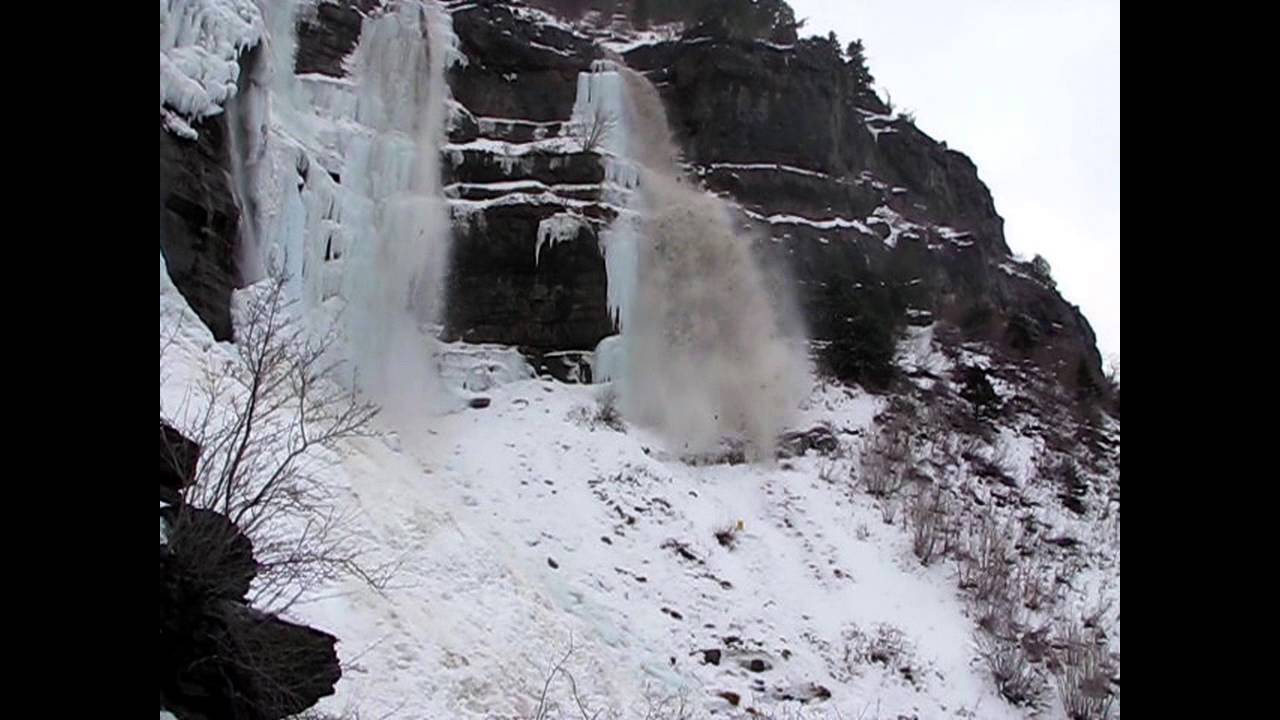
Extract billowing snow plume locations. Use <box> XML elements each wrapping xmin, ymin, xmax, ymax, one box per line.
<box><xmin>585</xmin><ymin>59</ymin><xmax>810</xmax><ymax>458</ymax></box>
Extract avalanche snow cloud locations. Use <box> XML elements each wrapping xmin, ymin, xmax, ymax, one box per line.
<box><xmin>586</xmin><ymin>59</ymin><xmax>810</xmax><ymax>458</ymax></box>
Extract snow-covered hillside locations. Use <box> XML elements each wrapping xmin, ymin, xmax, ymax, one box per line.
<box><xmin>162</xmin><ymin>266</ymin><xmax>1118</xmax><ymax>720</ymax></box>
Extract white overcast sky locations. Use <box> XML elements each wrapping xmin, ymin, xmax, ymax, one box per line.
<box><xmin>787</xmin><ymin>0</ymin><xmax>1120</xmax><ymax>361</ymax></box>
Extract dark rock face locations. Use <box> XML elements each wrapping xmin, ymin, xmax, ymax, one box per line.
<box><xmin>445</xmin><ymin>148</ymin><xmax>604</xmax><ymax>186</ymax></box>
<box><xmin>441</xmin><ymin>5</ymin><xmax>620</xmax><ymax>357</ymax></box>
<box><xmin>445</xmin><ymin>201</ymin><xmax>615</xmax><ymax>350</ymax></box>
<box><xmin>627</xmin><ymin>38</ymin><xmax>997</xmax><ymax>236</ymax></box>
<box><xmin>448</xmin><ymin>2</ymin><xmax>596</xmax><ymax>122</ymax></box>
<box><xmin>159</xmin><ymin>118</ymin><xmax>240</xmax><ymax>342</ymax></box>
<box><xmin>294</xmin><ymin>1</ymin><xmax>373</xmax><ymax>78</ymax></box>
<box><xmin>159</xmin><ymin>584</ymin><xmax>341</xmax><ymax>720</ymax></box>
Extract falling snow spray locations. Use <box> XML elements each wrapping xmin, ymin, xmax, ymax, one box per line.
<box><xmin>340</xmin><ymin>0</ymin><xmax>457</xmax><ymax>421</ymax></box>
<box><xmin>584</xmin><ymin>58</ymin><xmax>810</xmax><ymax>459</ymax></box>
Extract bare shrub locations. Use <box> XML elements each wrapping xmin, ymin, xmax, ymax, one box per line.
<box><xmin>879</xmin><ymin>497</ymin><xmax>898</xmax><ymax>525</ymax></box>
<box><xmin>577</xmin><ymin>104</ymin><xmax>618</xmax><ymax>154</ymax></box>
<box><xmin>594</xmin><ymin>386</ymin><xmax>625</xmax><ymax>431</ymax></box>
<box><xmin>529</xmin><ymin>636</ymin><xmax>606</xmax><ymax>720</ymax></box>
<box><xmin>841</xmin><ymin>623</ymin><xmax>922</xmax><ymax>688</ymax></box>
<box><xmin>1053</xmin><ymin>620</ymin><xmax>1117</xmax><ymax>720</ymax></box>
<box><xmin>818</xmin><ymin>459</ymin><xmax>838</xmax><ymax>484</ymax></box>
<box><xmin>860</xmin><ymin>412</ymin><xmax>913</xmax><ymax>498</ymax></box>
<box><xmin>567</xmin><ymin>386</ymin><xmax>625</xmax><ymax>432</ymax></box>
<box><xmin>976</xmin><ymin>631</ymin><xmax>1043</xmax><ymax>707</ymax></box>
<box><xmin>957</xmin><ymin>517</ymin><xmax>1014</xmax><ymax>603</ymax></box>
<box><xmin>639</xmin><ymin>686</ymin><xmax>692</xmax><ymax>720</ymax></box>
<box><xmin>908</xmin><ymin>485</ymin><xmax>954</xmax><ymax>565</ymax></box>
<box><xmin>163</xmin><ymin>274</ymin><xmax>389</xmax><ymax>614</ymax></box>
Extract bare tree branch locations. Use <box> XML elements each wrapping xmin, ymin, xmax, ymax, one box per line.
<box><xmin>578</xmin><ymin>105</ymin><xmax>618</xmax><ymax>154</ymax></box>
<box><xmin>163</xmin><ymin>273</ymin><xmax>385</xmax><ymax>616</ymax></box>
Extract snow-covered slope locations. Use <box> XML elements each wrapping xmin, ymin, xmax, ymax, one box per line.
<box><xmin>162</xmin><ymin>267</ymin><xmax>1118</xmax><ymax>718</ymax></box>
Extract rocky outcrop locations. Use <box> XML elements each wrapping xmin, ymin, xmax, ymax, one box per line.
<box><xmin>448</xmin><ymin>1</ymin><xmax>595</xmax><ymax>121</ymax></box>
<box><xmin>294</xmin><ymin>1</ymin><xmax>377</xmax><ymax>77</ymax></box>
<box><xmin>159</xmin><ymin>423</ymin><xmax>341</xmax><ymax>720</ymax></box>
<box><xmin>159</xmin><ymin>118</ymin><xmax>240</xmax><ymax>342</ymax></box>
<box><xmin>439</xmin><ymin>2</ymin><xmax>621</xmax><ymax>353</ymax></box>
<box><xmin>444</xmin><ymin>147</ymin><xmax>604</xmax><ymax>186</ymax></box>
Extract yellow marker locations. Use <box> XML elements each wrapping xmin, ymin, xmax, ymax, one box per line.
<box><xmin>736</xmin><ymin>519</ymin><xmax>744</xmax><ymax>532</ymax></box>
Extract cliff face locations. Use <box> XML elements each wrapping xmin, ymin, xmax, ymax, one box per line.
<box><xmin>158</xmin><ymin>116</ymin><xmax>240</xmax><ymax>342</ymax></box>
<box><xmin>160</xmin><ymin>0</ymin><xmax>1106</xmax><ymax>394</ymax></box>
<box><xmin>624</xmin><ymin>34</ymin><xmax>1103</xmax><ymax>392</ymax></box>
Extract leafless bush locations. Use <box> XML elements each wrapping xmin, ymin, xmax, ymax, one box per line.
<box><xmin>908</xmin><ymin>485</ymin><xmax>955</xmax><ymax>565</ymax></box>
<box><xmin>956</xmin><ymin>517</ymin><xmax>1014</xmax><ymax>603</ymax></box>
<box><xmin>571</xmin><ymin>386</ymin><xmax>626</xmax><ymax>432</ymax></box>
<box><xmin>818</xmin><ymin>460</ymin><xmax>838</xmax><ymax>484</ymax></box>
<box><xmin>1082</xmin><ymin>596</ymin><xmax>1115</xmax><ymax>633</ymax></box>
<box><xmin>1053</xmin><ymin>620</ymin><xmax>1117</xmax><ymax>720</ymax></box>
<box><xmin>577</xmin><ymin>104</ymin><xmax>618</xmax><ymax>154</ymax></box>
<box><xmin>162</xmin><ymin>274</ymin><xmax>389</xmax><ymax>614</ymax></box>
<box><xmin>639</xmin><ymin>686</ymin><xmax>692</xmax><ymax>720</ymax></box>
<box><xmin>595</xmin><ymin>386</ymin><xmax>624</xmax><ymax>431</ymax></box>
<box><xmin>975</xmin><ymin>631</ymin><xmax>1043</xmax><ymax>707</ymax></box>
<box><xmin>879</xmin><ymin>497</ymin><xmax>898</xmax><ymax>525</ymax></box>
<box><xmin>1013</xmin><ymin>562</ymin><xmax>1055</xmax><ymax>612</ymax></box>
<box><xmin>859</xmin><ymin>413</ymin><xmax>913</xmax><ymax>498</ymax></box>
<box><xmin>841</xmin><ymin>623</ymin><xmax>921</xmax><ymax>688</ymax></box>
<box><xmin>527</xmin><ymin>635</ymin><xmax>611</xmax><ymax>720</ymax></box>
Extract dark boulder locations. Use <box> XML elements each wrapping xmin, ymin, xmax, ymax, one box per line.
<box><xmin>160</xmin><ymin>500</ymin><xmax>340</xmax><ymax>719</ymax></box>
<box><xmin>159</xmin><ymin>588</ymin><xmax>340</xmax><ymax>720</ymax></box>
<box><xmin>777</xmin><ymin>425</ymin><xmax>840</xmax><ymax>458</ymax></box>
<box><xmin>161</xmin><ymin>506</ymin><xmax>258</xmax><ymax>601</ymax></box>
